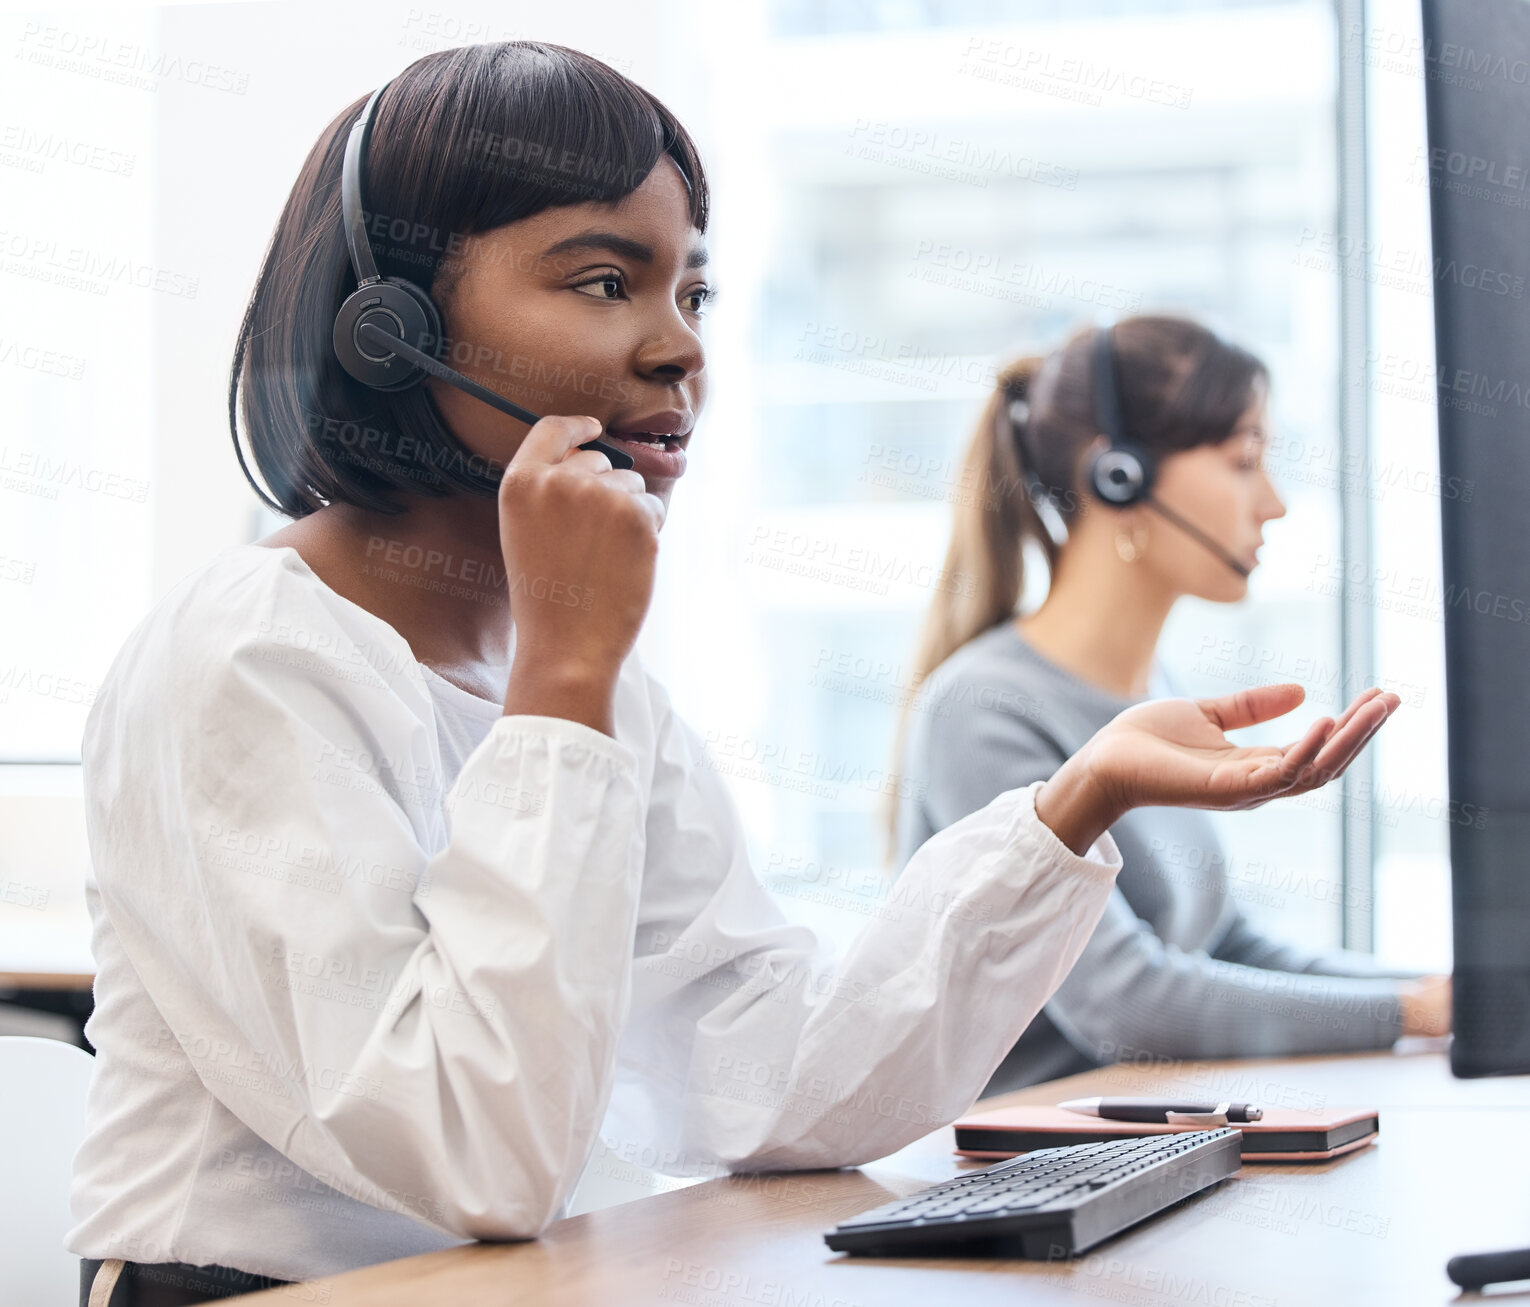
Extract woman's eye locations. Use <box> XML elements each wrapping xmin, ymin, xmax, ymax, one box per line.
<box><xmin>572</xmin><ymin>273</ymin><xmax>624</xmax><ymax>300</ymax></box>
<box><xmin>682</xmin><ymin>286</ymin><xmax>718</xmax><ymax>315</ymax></box>
<box><xmin>1231</xmin><ymin>442</ymin><xmax>1262</xmax><ymax>472</ymax></box>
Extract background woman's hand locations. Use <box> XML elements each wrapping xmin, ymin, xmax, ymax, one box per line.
<box><xmin>498</xmin><ymin>416</ymin><xmax>665</xmax><ymax>734</ymax></box>
<box><xmin>1036</xmin><ymin>684</ymin><xmax>1400</xmax><ymax>854</ymax></box>
<box><xmin>1400</xmin><ymin>974</ymin><xmax>1452</xmax><ymax>1038</ymax></box>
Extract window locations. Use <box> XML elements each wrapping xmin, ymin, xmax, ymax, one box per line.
<box><xmin>652</xmin><ymin>1</ymin><xmax>1364</xmax><ymax>957</ymax></box>
<box><xmin>1</xmin><ymin>0</ymin><xmax>1450</xmax><ymax>976</ymax></box>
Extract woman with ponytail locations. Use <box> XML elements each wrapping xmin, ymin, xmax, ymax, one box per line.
<box><xmin>893</xmin><ymin>315</ymin><xmax>1449</xmax><ymax>1094</ymax></box>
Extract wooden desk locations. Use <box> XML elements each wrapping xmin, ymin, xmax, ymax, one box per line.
<box><xmin>0</xmin><ymin>970</ymin><xmax>92</xmax><ymax>991</ymax></box>
<box><xmin>232</xmin><ymin>1047</ymin><xmax>1530</xmax><ymax>1305</ymax></box>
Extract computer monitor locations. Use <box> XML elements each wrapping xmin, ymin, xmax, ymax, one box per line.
<box><xmin>1423</xmin><ymin>0</ymin><xmax>1530</xmax><ymax>1078</ymax></box>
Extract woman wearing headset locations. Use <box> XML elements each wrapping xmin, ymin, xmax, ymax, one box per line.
<box><xmin>67</xmin><ymin>48</ymin><xmax>1395</xmax><ymax>1303</ymax></box>
<box><xmin>893</xmin><ymin>316</ymin><xmax>1447</xmax><ymax>1095</ymax></box>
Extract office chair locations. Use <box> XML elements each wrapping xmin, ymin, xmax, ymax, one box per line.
<box><xmin>0</xmin><ymin>1036</ymin><xmax>95</xmax><ymax>1305</ymax></box>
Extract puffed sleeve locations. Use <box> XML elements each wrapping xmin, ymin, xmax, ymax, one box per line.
<box><xmin>601</xmin><ymin>676</ymin><xmax>1123</xmax><ymax>1175</ymax></box>
<box><xmin>81</xmin><ymin>561</ymin><xmax>646</xmax><ymax>1240</ymax></box>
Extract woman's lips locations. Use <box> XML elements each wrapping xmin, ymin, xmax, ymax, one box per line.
<box><xmin>605</xmin><ymin>433</ymin><xmax>688</xmax><ymax>481</ymax></box>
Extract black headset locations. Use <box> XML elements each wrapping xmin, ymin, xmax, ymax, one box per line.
<box><xmin>331</xmin><ymin>79</ymin><xmax>632</xmax><ymax>469</ymax></box>
<box><xmin>1009</xmin><ymin>325</ymin><xmax>1250</xmax><ymax>578</ymax></box>
<box><xmin>1084</xmin><ymin>325</ymin><xmax>1159</xmax><ymax>508</ymax></box>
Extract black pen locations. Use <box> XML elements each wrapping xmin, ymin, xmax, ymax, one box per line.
<box><xmin>1059</xmin><ymin>1096</ymin><xmax>1264</xmax><ymax>1124</ymax></box>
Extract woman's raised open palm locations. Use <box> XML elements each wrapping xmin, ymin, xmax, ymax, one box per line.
<box><xmin>1096</xmin><ymin>683</ymin><xmax>1398</xmax><ymax>812</ymax></box>
<box><xmin>1037</xmin><ymin>683</ymin><xmax>1400</xmax><ymax>853</ymax></box>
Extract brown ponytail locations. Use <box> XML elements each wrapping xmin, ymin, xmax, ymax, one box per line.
<box><xmin>881</xmin><ymin>355</ymin><xmax>1048</xmax><ymax>858</ymax></box>
<box><xmin>904</xmin><ymin>355</ymin><xmax>1053</xmax><ymax>705</ymax></box>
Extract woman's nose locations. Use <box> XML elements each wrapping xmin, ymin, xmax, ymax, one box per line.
<box><xmin>1258</xmin><ymin>471</ymin><xmax>1287</xmax><ymax>521</ymax></box>
<box><xmin>637</xmin><ymin>307</ymin><xmax>705</xmax><ymax>383</ymax></box>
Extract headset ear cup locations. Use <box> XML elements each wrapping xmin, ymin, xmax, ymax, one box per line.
<box><xmin>393</xmin><ymin>276</ymin><xmax>444</xmax><ymax>353</ymax></box>
<box><xmin>1089</xmin><ymin>440</ymin><xmax>1156</xmax><ymax>506</ymax></box>
<box><xmin>332</xmin><ymin>276</ymin><xmax>443</xmax><ymax>391</ymax></box>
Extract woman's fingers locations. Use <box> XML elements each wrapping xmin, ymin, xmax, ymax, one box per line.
<box><xmin>1202</xmin><ymin>684</ymin><xmax>1388</xmax><ymax>741</ymax></box>
<box><xmin>1287</xmin><ymin>694</ymin><xmax>1397</xmax><ymax>793</ymax></box>
<box><xmin>1311</xmin><ymin>694</ymin><xmax>1394</xmax><ymax>774</ymax></box>
<box><xmin>1327</xmin><ymin>687</ymin><xmax>1385</xmax><ymax>736</ymax></box>
<box><xmin>1271</xmin><ymin>714</ymin><xmax>1336</xmax><ymax>785</ymax></box>
<box><xmin>1267</xmin><ymin>693</ymin><xmax>1376</xmax><ymax>785</ymax></box>
<box><xmin>1230</xmin><ymin>717</ymin><xmax>1332</xmax><ymax>804</ymax></box>
<box><xmin>630</xmin><ymin>488</ymin><xmax>667</xmax><ymax>532</ymax></box>
<box><xmin>1198</xmin><ymin>683</ymin><xmax>1306</xmax><ymax>734</ymax></box>
<box><xmin>561</xmin><ymin>448</ymin><xmax>622</xmax><ymax>477</ymax></box>
<box><xmin>496</xmin><ymin>414</ymin><xmax>667</xmax><ymax>711</ymax></box>
<box><xmin>561</xmin><ymin>453</ymin><xmax>647</xmax><ymax>494</ymax></box>
<box><xmin>557</xmin><ymin>445</ymin><xmax>665</xmax><ymax>526</ymax></box>
<box><xmin>1205</xmin><ymin>685</ymin><xmax>1397</xmax><ymax>799</ymax></box>
<box><xmin>1233</xmin><ymin>689</ymin><xmax>1397</xmax><ymax>805</ymax></box>
<box><xmin>509</xmin><ymin>414</ymin><xmax>605</xmax><ymax>470</ymax></box>
<box><xmin>1101</xmin><ymin>685</ymin><xmax>1399</xmax><ymax>817</ymax></box>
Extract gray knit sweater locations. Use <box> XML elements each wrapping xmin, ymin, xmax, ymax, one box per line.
<box><xmin>894</xmin><ymin>621</ymin><xmax>1416</xmax><ymax>1093</ymax></box>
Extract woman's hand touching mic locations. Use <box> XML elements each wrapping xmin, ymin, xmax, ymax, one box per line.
<box><xmin>1036</xmin><ymin>684</ymin><xmax>1400</xmax><ymax>855</ymax></box>
<box><xmin>497</xmin><ymin>416</ymin><xmax>665</xmax><ymax>736</ymax></box>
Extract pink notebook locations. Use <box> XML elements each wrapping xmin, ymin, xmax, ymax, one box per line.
<box><xmin>953</xmin><ymin>1104</ymin><xmax>1379</xmax><ymax>1162</ymax></box>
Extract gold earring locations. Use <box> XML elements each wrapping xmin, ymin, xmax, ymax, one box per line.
<box><xmin>1115</xmin><ymin>524</ymin><xmax>1146</xmax><ymax>563</ymax></box>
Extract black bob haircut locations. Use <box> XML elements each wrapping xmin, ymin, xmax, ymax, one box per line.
<box><xmin>228</xmin><ymin>42</ymin><xmax>710</xmax><ymax>519</ymax></box>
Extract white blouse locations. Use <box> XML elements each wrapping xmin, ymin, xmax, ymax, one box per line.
<box><xmin>65</xmin><ymin>542</ymin><xmax>1122</xmax><ymax>1282</ymax></box>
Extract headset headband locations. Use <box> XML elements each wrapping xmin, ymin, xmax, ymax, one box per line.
<box><xmin>341</xmin><ymin>83</ymin><xmax>390</xmax><ymax>286</ymax></box>
<box><xmin>1090</xmin><ymin>324</ymin><xmax>1128</xmax><ymax>445</ymax></box>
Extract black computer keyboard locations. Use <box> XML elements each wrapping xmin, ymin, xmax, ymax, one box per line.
<box><xmin>824</xmin><ymin>1128</ymin><xmax>1242</xmax><ymax>1259</ymax></box>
